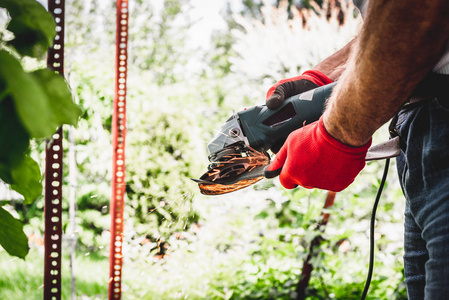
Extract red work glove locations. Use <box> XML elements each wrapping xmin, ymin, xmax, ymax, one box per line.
<box><xmin>266</xmin><ymin>70</ymin><xmax>333</xmax><ymax>109</ymax></box>
<box><xmin>264</xmin><ymin>116</ymin><xmax>371</xmax><ymax>192</ymax></box>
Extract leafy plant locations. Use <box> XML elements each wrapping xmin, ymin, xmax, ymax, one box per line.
<box><xmin>0</xmin><ymin>0</ymin><xmax>81</xmax><ymax>258</ymax></box>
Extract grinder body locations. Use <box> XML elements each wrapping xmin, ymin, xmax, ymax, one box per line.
<box><xmin>207</xmin><ymin>82</ymin><xmax>336</xmax><ymax>157</ymax></box>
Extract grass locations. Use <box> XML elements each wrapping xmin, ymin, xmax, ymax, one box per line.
<box><xmin>0</xmin><ymin>247</ymin><xmax>108</xmax><ymax>300</ymax></box>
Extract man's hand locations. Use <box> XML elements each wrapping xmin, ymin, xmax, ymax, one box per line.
<box><xmin>264</xmin><ymin>116</ymin><xmax>371</xmax><ymax>192</ymax></box>
<box><xmin>265</xmin><ymin>70</ymin><xmax>332</xmax><ymax>153</ymax></box>
<box><xmin>266</xmin><ymin>70</ymin><xmax>332</xmax><ymax>109</ymax></box>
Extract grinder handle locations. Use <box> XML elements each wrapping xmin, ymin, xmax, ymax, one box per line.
<box><xmin>238</xmin><ymin>82</ymin><xmax>337</xmax><ymax>152</ymax></box>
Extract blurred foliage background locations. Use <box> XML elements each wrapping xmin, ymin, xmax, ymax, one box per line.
<box><xmin>0</xmin><ymin>0</ymin><xmax>407</xmax><ymax>299</ymax></box>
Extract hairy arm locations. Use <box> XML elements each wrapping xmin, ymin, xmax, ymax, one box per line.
<box><xmin>323</xmin><ymin>0</ymin><xmax>449</xmax><ymax>146</ymax></box>
<box><xmin>314</xmin><ymin>37</ymin><xmax>358</xmax><ymax>82</ymax></box>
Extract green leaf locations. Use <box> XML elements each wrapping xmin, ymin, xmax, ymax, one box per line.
<box><xmin>0</xmin><ymin>50</ymin><xmax>81</xmax><ymax>138</ymax></box>
<box><xmin>0</xmin><ymin>206</ymin><xmax>29</xmax><ymax>259</ymax></box>
<box><xmin>0</xmin><ymin>50</ymin><xmax>57</xmax><ymax>137</ymax></box>
<box><xmin>0</xmin><ymin>163</ymin><xmax>13</xmax><ymax>184</ymax></box>
<box><xmin>254</xmin><ymin>211</ymin><xmax>269</xmax><ymax>220</ymax></box>
<box><xmin>0</xmin><ymin>97</ymin><xmax>30</xmax><ymax>167</ymax></box>
<box><xmin>10</xmin><ymin>155</ymin><xmax>42</xmax><ymax>205</ymax></box>
<box><xmin>0</xmin><ymin>0</ymin><xmax>56</xmax><ymax>58</ymax></box>
<box><xmin>32</xmin><ymin>69</ymin><xmax>82</xmax><ymax>126</ymax></box>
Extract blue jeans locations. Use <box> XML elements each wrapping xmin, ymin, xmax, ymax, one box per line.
<box><xmin>393</xmin><ymin>91</ymin><xmax>449</xmax><ymax>299</ymax></box>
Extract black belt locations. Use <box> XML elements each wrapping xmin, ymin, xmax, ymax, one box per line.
<box><xmin>409</xmin><ymin>72</ymin><xmax>449</xmax><ymax>102</ymax></box>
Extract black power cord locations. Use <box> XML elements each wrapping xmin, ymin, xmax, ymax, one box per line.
<box><xmin>361</xmin><ymin>158</ymin><xmax>391</xmax><ymax>300</ymax></box>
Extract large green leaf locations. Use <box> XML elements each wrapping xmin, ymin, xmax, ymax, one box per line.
<box><xmin>10</xmin><ymin>155</ymin><xmax>42</xmax><ymax>205</ymax></box>
<box><xmin>0</xmin><ymin>50</ymin><xmax>56</xmax><ymax>137</ymax></box>
<box><xmin>0</xmin><ymin>0</ymin><xmax>56</xmax><ymax>58</ymax></box>
<box><xmin>0</xmin><ymin>50</ymin><xmax>80</xmax><ymax>138</ymax></box>
<box><xmin>0</xmin><ymin>154</ymin><xmax>42</xmax><ymax>204</ymax></box>
<box><xmin>0</xmin><ymin>206</ymin><xmax>29</xmax><ymax>259</ymax></box>
<box><xmin>32</xmin><ymin>69</ymin><xmax>82</xmax><ymax>126</ymax></box>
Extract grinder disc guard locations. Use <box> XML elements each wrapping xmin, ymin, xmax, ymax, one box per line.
<box><xmin>193</xmin><ymin>146</ymin><xmax>270</xmax><ymax>195</ymax></box>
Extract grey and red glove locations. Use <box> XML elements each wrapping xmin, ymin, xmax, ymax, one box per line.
<box><xmin>266</xmin><ymin>70</ymin><xmax>333</xmax><ymax>109</ymax></box>
<box><xmin>264</xmin><ymin>116</ymin><xmax>371</xmax><ymax>192</ymax></box>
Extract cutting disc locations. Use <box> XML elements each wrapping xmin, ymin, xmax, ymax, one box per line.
<box><xmin>192</xmin><ymin>147</ymin><xmax>270</xmax><ymax>195</ymax></box>
<box><xmin>197</xmin><ymin>177</ymin><xmax>265</xmax><ymax>195</ymax></box>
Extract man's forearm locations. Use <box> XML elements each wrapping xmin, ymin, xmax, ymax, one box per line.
<box><xmin>314</xmin><ymin>37</ymin><xmax>358</xmax><ymax>81</ymax></box>
<box><xmin>323</xmin><ymin>0</ymin><xmax>449</xmax><ymax>146</ymax></box>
